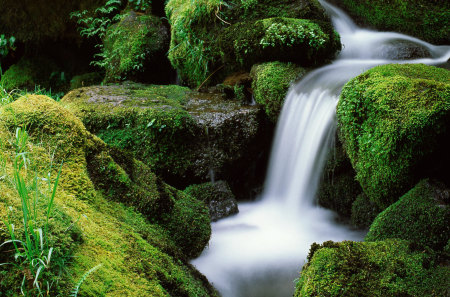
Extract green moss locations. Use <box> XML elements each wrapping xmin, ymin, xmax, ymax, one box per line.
<box><xmin>365</xmin><ymin>179</ymin><xmax>449</xmax><ymax>252</ymax></box>
<box><xmin>350</xmin><ymin>193</ymin><xmax>382</xmax><ymax>229</ymax></box>
<box><xmin>219</xmin><ymin>18</ymin><xmax>341</xmax><ymax>68</ymax></box>
<box><xmin>250</xmin><ymin>61</ymin><xmax>305</xmax><ymax>122</ymax></box>
<box><xmin>296</xmin><ymin>239</ymin><xmax>449</xmax><ymax>297</ymax></box>
<box><xmin>0</xmin><ymin>95</ymin><xmax>216</xmax><ymax>296</ymax></box>
<box><xmin>337</xmin><ymin>64</ymin><xmax>450</xmax><ymax>208</ymax></box>
<box><xmin>103</xmin><ymin>12</ymin><xmax>169</xmax><ymax>82</ymax></box>
<box><xmin>337</xmin><ymin>0</ymin><xmax>449</xmax><ymax>44</ymax></box>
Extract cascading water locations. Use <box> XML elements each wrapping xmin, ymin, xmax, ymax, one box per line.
<box><xmin>192</xmin><ymin>1</ymin><xmax>450</xmax><ymax>296</ymax></box>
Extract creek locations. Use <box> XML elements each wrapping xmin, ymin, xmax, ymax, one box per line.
<box><xmin>192</xmin><ymin>1</ymin><xmax>450</xmax><ymax>296</ymax></box>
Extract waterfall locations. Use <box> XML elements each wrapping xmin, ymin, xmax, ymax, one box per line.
<box><xmin>192</xmin><ymin>1</ymin><xmax>450</xmax><ymax>296</ymax></box>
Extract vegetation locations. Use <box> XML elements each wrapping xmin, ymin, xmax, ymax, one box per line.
<box><xmin>337</xmin><ymin>64</ymin><xmax>450</xmax><ymax>209</ymax></box>
<box><xmin>336</xmin><ymin>0</ymin><xmax>450</xmax><ymax>44</ymax></box>
<box><xmin>365</xmin><ymin>179</ymin><xmax>449</xmax><ymax>253</ymax></box>
<box><xmin>295</xmin><ymin>239</ymin><xmax>449</xmax><ymax>296</ymax></box>
<box><xmin>250</xmin><ymin>61</ymin><xmax>305</xmax><ymax>122</ymax></box>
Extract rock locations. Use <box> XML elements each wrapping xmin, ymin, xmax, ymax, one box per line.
<box><xmin>184</xmin><ymin>181</ymin><xmax>239</xmax><ymax>221</ymax></box>
<box><xmin>365</xmin><ymin>179</ymin><xmax>450</xmax><ymax>252</ymax></box>
<box><xmin>165</xmin><ymin>0</ymin><xmax>335</xmax><ymax>87</ymax></box>
<box><xmin>337</xmin><ymin>64</ymin><xmax>450</xmax><ymax>208</ymax></box>
<box><xmin>70</xmin><ymin>72</ymin><xmax>103</xmax><ymax>89</ymax></box>
<box><xmin>330</xmin><ymin>0</ymin><xmax>449</xmax><ymax>45</ymax></box>
<box><xmin>0</xmin><ymin>94</ymin><xmax>216</xmax><ymax>295</ymax></box>
<box><xmin>372</xmin><ymin>40</ymin><xmax>432</xmax><ymax>60</ymax></box>
<box><xmin>251</xmin><ymin>61</ymin><xmax>306</xmax><ymax>122</ymax></box>
<box><xmin>295</xmin><ymin>239</ymin><xmax>449</xmax><ymax>296</ymax></box>
<box><xmin>350</xmin><ymin>193</ymin><xmax>382</xmax><ymax>228</ymax></box>
<box><xmin>61</xmin><ymin>82</ymin><xmax>272</xmax><ymax>197</ymax></box>
<box><xmin>103</xmin><ymin>11</ymin><xmax>172</xmax><ymax>83</ymax></box>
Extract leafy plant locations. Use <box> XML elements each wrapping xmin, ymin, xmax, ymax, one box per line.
<box><xmin>128</xmin><ymin>0</ymin><xmax>151</xmax><ymax>11</ymax></box>
<box><xmin>0</xmin><ymin>34</ymin><xmax>15</xmax><ymax>58</ymax></box>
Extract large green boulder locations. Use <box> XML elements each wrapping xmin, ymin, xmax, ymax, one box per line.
<box><xmin>331</xmin><ymin>0</ymin><xmax>449</xmax><ymax>45</ymax></box>
<box><xmin>0</xmin><ymin>94</ymin><xmax>216</xmax><ymax>296</ymax></box>
<box><xmin>337</xmin><ymin>64</ymin><xmax>450</xmax><ymax>208</ymax></box>
<box><xmin>165</xmin><ymin>0</ymin><xmax>337</xmax><ymax>87</ymax></box>
<box><xmin>295</xmin><ymin>240</ymin><xmax>449</xmax><ymax>296</ymax></box>
<box><xmin>102</xmin><ymin>11</ymin><xmax>171</xmax><ymax>83</ymax></box>
<box><xmin>60</xmin><ymin>82</ymin><xmax>271</xmax><ymax>196</ymax></box>
<box><xmin>366</xmin><ymin>179</ymin><xmax>449</xmax><ymax>253</ymax></box>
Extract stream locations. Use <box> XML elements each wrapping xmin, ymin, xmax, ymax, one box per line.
<box><xmin>192</xmin><ymin>1</ymin><xmax>450</xmax><ymax>296</ymax></box>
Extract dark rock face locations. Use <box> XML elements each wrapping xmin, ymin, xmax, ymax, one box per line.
<box><xmin>61</xmin><ymin>82</ymin><xmax>272</xmax><ymax>198</ymax></box>
<box><xmin>184</xmin><ymin>181</ymin><xmax>239</xmax><ymax>221</ymax></box>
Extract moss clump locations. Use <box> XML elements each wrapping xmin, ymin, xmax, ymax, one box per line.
<box><xmin>365</xmin><ymin>179</ymin><xmax>449</xmax><ymax>252</ymax></box>
<box><xmin>337</xmin><ymin>64</ymin><xmax>450</xmax><ymax>208</ymax></box>
<box><xmin>219</xmin><ymin>18</ymin><xmax>341</xmax><ymax>68</ymax></box>
<box><xmin>295</xmin><ymin>239</ymin><xmax>449</xmax><ymax>296</ymax></box>
<box><xmin>103</xmin><ymin>11</ymin><xmax>170</xmax><ymax>83</ymax></box>
<box><xmin>0</xmin><ymin>94</ymin><xmax>216</xmax><ymax>296</ymax></box>
<box><xmin>165</xmin><ymin>0</ymin><xmax>336</xmax><ymax>87</ymax></box>
<box><xmin>250</xmin><ymin>62</ymin><xmax>306</xmax><ymax>122</ymax></box>
<box><xmin>335</xmin><ymin>0</ymin><xmax>449</xmax><ymax>44</ymax></box>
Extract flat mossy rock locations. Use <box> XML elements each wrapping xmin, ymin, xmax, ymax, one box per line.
<box><xmin>165</xmin><ymin>0</ymin><xmax>335</xmax><ymax>87</ymax></box>
<box><xmin>0</xmin><ymin>95</ymin><xmax>216</xmax><ymax>296</ymax></box>
<box><xmin>295</xmin><ymin>240</ymin><xmax>450</xmax><ymax>296</ymax></box>
<box><xmin>250</xmin><ymin>61</ymin><xmax>306</xmax><ymax>122</ymax></box>
<box><xmin>184</xmin><ymin>181</ymin><xmax>239</xmax><ymax>221</ymax></box>
<box><xmin>337</xmin><ymin>64</ymin><xmax>450</xmax><ymax>209</ymax></box>
<box><xmin>60</xmin><ymin>82</ymin><xmax>270</xmax><ymax>194</ymax></box>
<box><xmin>366</xmin><ymin>179</ymin><xmax>450</xmax><ymax>253</ymax></box>
<box><xmin>330</xmin><ymin>0</ymin><xmax>450</xmax><ymax>45</ymax></box>
<box><xmin>103</xmin><ymin>11</ymin><xmax>171</xmax><ymax>83</ymax></box>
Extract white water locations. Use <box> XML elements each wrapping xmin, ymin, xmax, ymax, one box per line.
<box><xmin>192</xmin><ymin>1</ymin><xmax>450</xmax><ymax>296</ymax></box>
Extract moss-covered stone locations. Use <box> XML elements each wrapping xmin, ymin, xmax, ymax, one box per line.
<box><xmin>337</xmin><ymin>64</ymin><xmax>450</xmax><ymax>208</ymax></box>
<box><xmin>250</xmin><ymin>61</ymin><xmax>306</xmax><ymax>122</ymax></box>
<box><xmin>350</xmin><ymin>193</ymin><xmax>382</xmax><ymax>229</ymax></box>
<box><xmin>219</xmin><ymin>18</ymin><xmax>341</xmax><ymax>68</ymax></box>
<box><xmin>332</xmin><ymin>0</ymin><xmax>449</xmax><ymax>44</ymax></box>
<box><xmin>165</xmin><ymin>0</ymin><xmax>336</xmax><ymax>87</ymax></box>
<box><xmin>61</xmin><ymin>82</ymin><xmax>271</xmax><ymax>196</ymax></box>
<box><xmin>103</xmin><ymin>11</ymin><xmax>171</xmax><ymax>83</ymax></box>
<box><xmin>317</xmin><ymin>139</ymin><xmax>362</xmax><ymax>219</ymax></box>
<box><xmin>365</xmin><ymin>179</ymin><xmax>449</xmax><ymax>253</ymax></box>
<box><xmin>295</xmin><ymin>239</ymin><xmax>449</xmax><ymax>296</ymax></box>
<box><xmin>0</xmin><ymin>94</ymin><xmax>216</xmax><ymax>296</ymax></box>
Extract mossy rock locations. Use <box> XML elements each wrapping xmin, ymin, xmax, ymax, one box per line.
<box><xmin>337</xmin><ymin>64</ymin><xmax>450</xmax><ymax>209</ymax></box>
<box><xmin>184</xmin><ymin>181</ymin><xmax>239</xmax><ymax>221</ymax></box>
<box><xmin>250</xmin><ymin>61</ymin><xmax>306</xmax><ymax>122</ymax></box>
<box><xmin>0</xmin><ymin>94</ymin><xmax>216</xmax><ymax>296</ymax></box>
<box><xmin>0</xmin><ymin>57</ymin><xmax>62</xmax><ymax>91</ymax></box>
<box><xmin>165</xmin><ymin>0</ymin><xmax>335</xmax><ymax>87</ymax></box>
<box><xmin>350</xmin><ymin>193</ymin><xmax>382</xmax><ymax>229</ymax></box>
<box><xmin>61</xmin><ymin>82</ymin><xmax>271</xmax><ymax>195</ymax></box>
<box><xmin>365</xmin><ymin>179</ymin><xmax>450</xmax><ymax>253</ymax></box>
<box><xmin>317</xmin><ymin>139</ymin><xmax>362</xmax><ymax>219</ymax></box>
<box><xmin>219</xmin><ymin>17</ymin><xmax>341</xmax><ymax>68</ymax></box>
<box><xmin>70</xmin><ymin>72</ymin><xmax>103</xmax><ymax>90</ymax></box>
<box><xmin>295</xmin><ymin>239</ymin><xmax>450</xmax><ymax>296</ymax></box>
<box><xmin>332</xmin><ymin>0</ymin><xmax>450</xmax><ymax>44</ymax></box>
<box><xmin>103</xmin><ymin>11</ymin><xmax>171</xmax><ymax>83</ymax></box>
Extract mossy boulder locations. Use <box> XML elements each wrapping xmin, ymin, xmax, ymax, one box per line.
<box><xmin>184</xmin><ymin>181</ymin><xmax>239</xmax><ymax>221</ymax></box>
<box><xmin>295</xmin><ymin>240</ymin><xmax>450</xmax><ymax>296</ymax></box>
<box><xmin>317</xmin><ymin>139</ymin><xmax>362</xmax><ymax>219</ymax></box>
<box><xmin>337</xmin><ymin>64</ymin><xmax>450</xmax><ymax>209</ymax></box>
<box><xmin>366</xmin><ymin>179</ymin><xmax>449</xmax><ymax>253</ymax></box>
<box><xmin>103</xmin><ymin>11</ymin><xmax>172</xmax><ymax>83</ymax></box>
<box><xmin>60</xmin><ymin>82</ymin><xmax>271</xmax><ymax>196</ymax></box>
<box><xmin>165</xmin><ymin>0</ymin><xmax>336</xmax><ymax>87</ymax></box>
<box><xmin>331</xmin><ymin>0</ymin><xmax>449</xmax><ymax>44</ymax></box>
<box><xmin>250</xmin><ymin>61</ymin><xmax>306</xmax><ymax>122</ymax></box>
<box><xmin>0</xmin><ymin>94</ymin><xmax>216</xmax><ymax>296</ymax></box>
<box><xmin>219</xmin><ymin>17</ymin><xmax>341</xmax><ymax>68</ymax></box>
<box><xmin>350</xmin><ymin>193</ymin><xmax>382</xmax><ymax>229</ymax></box>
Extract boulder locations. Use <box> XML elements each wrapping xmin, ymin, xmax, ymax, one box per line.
<box><xmin>337</xmin><ymin>64</ymin><xmax>450</xmax><ymax>208</ymax></box>
<box><xmin>295</xmin><ymin>239</ymin><xmax>449</xmax><ymax>296</ymax></box>
<box><xmin>0</xmin><ymin>94</ymin><xmax>216</xmax><ymax>295</ymax></box>
<box><xmin>60</xmin><ymin>82</ymin><xmax>272</xmax><ymax>197</ymax></box>
<box><xmin>184</xmin><ymin>181</ymin><xmax>239</xmax><ymax>221</ymax></box>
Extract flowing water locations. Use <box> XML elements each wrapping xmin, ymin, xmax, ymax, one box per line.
<box><xmin>192</xmin><ymin>1</ymin><xmax>450</xmax><ymax>296</ymax></box>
